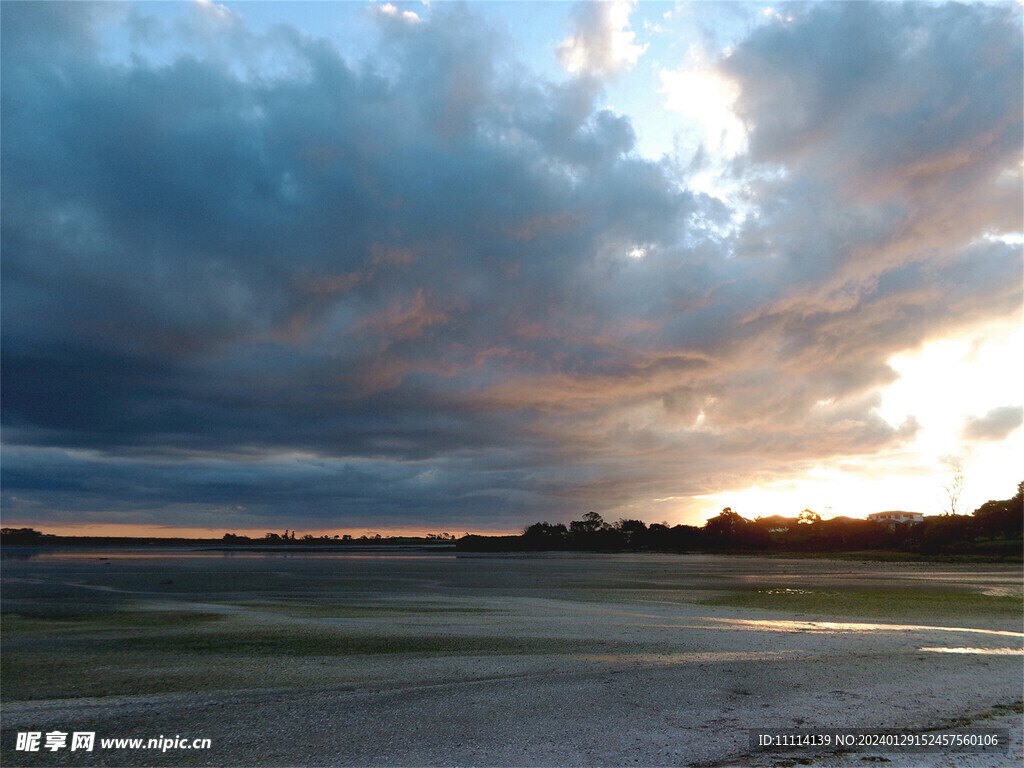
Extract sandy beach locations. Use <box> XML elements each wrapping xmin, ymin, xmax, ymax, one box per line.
<box><xmin>2</xmin><ymin>550</ymin><xmax>1021</xmax><ymax>766</ymax></box>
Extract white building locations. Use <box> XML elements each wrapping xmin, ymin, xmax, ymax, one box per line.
<box><xmin>867</xmin><ymin>511</ymin><xmax>924</xmax><ymax>528</ymax></box>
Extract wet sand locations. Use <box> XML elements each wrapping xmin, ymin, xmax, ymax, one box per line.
<box><xmin>1</xmin><ymin>550</ymin><xmax>1021</xmax><ymax>766</ymax></box>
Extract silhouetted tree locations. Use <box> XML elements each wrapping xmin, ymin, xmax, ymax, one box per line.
<box><xmin>570</xmin><ymin>511</ymin><xmax>606</xmax><ymax>535</ymax></box>
<box><xmin>643</xmin><ymin>522</ymin><xmax>672</xmax><ymax>549</ymax></box>
<box><xmin>973</xmin><ymin>481</ymin><xmax>1024</xmax><ymax>538</ymax></box>
<box><xmin>0</xmin><ymin>528</ymin><xmax>45</xmax><ymax>544</ymax></box>
<box><xmin>568</xmin><ymin>511</ymin><xmax>621</xmax><ymax>549</ymax></box>
<box><xmin>917</xmin><ymin>514</ymin><xmax>975</xmax><ymax>554</ymax></box>
<box><xmin>704</xmin><ymin>507</ymin><xmax>747</xmax><ymax>547</ymax></box>
<box><xmin>943</xmin><ymin>462</ymin><xmax>966</xmax><ymax>516</ymax></box>
<box><xmin>523</xmin><ymin>522</ymin><xmax>568</xmax><ymax>549</ymax></box>
<box><xmin>749</xmin><ymin>515</ymin><xmax>795</xmax><ymax>548</ymax></box>
<box><xmin>614</xmin><ymin>519</ymin><xmax>647</xmax><ymax>548</ymax></box>
<box><xmin>815</xmin><ymin>516</ymin><xmax>883</xmax><ymax>550</ymax></box>
<box><xmin>667</xmin><ymin>524</ymin><xmax>703</xmax><ymax>550</ymax></box>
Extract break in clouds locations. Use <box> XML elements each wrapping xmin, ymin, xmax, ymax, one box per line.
<box><xmin>1</xmin><ymin>1</ymin><xmax>1021</xmax><ymax>532</ymax></box>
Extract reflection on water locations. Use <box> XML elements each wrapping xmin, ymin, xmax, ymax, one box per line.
<box><xmin>631</xmin><ymin>617</ymin><xmax>1024</xmax><ymax>638</ymax></box>
<box><xmin>920</xmin><ymin>647</ymin><xmax>1023</xmax><ymax>655</ymax></box>
<box><xmin>710</xmin><ymin>617</ymin><xmax>1024</xmax><ymax>637</ymax></box>
<box><xmin>3</xmin><ymin>546</ymin><xmax>455</xmax><ymax>562</ymax></box>
<box><xmin>980</xmin><ymin>587</ymin><xmax>1021</xmax><ymax>597</ymax></box>
<box><xmin>583</xmin><ymin>644</ymin><xmax>1024</xmax><ymax>664</ymax></box>
<box><xmin>581</xmin><ymin>649</ymin><xmax>812</xmax><ymax>664</ymax></box>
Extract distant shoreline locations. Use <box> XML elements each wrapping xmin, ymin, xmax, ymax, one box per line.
<box><xmin>0</xmin><ymin>534</ymin><xmax>456</xmax><ymax>548</ymax></box>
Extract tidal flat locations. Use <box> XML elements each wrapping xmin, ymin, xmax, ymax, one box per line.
<box><xmin>1</xmin><ymin>549</ymin><xmax>1021</xmax><ymax>767</ymax></box>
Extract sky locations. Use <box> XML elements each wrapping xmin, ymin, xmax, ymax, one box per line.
<box><xmin>1</xmin><ymin>0</ymin><xmax>1021</xmax><ymax>537</ymax></box>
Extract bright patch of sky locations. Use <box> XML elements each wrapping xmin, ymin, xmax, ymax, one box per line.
<box><xmin>690</xmin><ymin>320</ymin><xmax>1024</xmax><ymax>523</ymax></box>
<box><xmin>553</xmin><ymin>1</ymin><xmax>765</xmax><ymax>169</ymax></box>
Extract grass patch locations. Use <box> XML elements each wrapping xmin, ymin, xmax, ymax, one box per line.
<box><xmin>0</xmin><ymin>630</ymin><xmax>613</xmax><ymax>700</ymax></box>
<box><xmin>1</xmin><ymin>610</ymin><xmax>224</xmax><ymax>634</ymax></box>
<box><xmin>5</xmin><ymin>612</ymin><xmax>600</xmax><ymax>660</ymax></box>
<box><xmin>1</xmin><ymin>650</ymin><xmax>261</xmax><ymax>700</ymax></box>
<box><xmin>116</xmin><ymin>629</ymin><xmax>590</xmax><ymax>657</ymax></box>
<box><xmin>763</xmin><ymin>550</ymin><xmax>1023</xmax><ymax>563</ymax></box>
<box><xmin>703</xmin><ymin>588</ymin><xmax>1022</xmax><ymax>619</ymax></box>
<box><xmin>237</xmin><ymin>601</ymin><xmax>502</xmax><ymax>618</ymax></box>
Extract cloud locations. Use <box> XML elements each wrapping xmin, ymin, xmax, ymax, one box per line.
<box><xmin>557</xmin><ymin>0</ymin><xmax>648</xmax><ymax>77</ymax></box>
<box><xmin>722</xmin><ymin>3</ymin><xmax>1022</xmax><ymax>247</ymax></box>
<box><xmin>0</xmin><ymin>2</ymin><xmax>1020</xmax><ymax>531</ymax></box>
<box><xmin>717</xmin><ymin>2</ymin><xmax>1022</xmax><ymax>364</ymax></box>
<box><xmin>962</xmin><ymin>406</ymin><xmax>1024</xmax><ymax>442</ymax></box>
<box><xmin>376</xmin><ymin>3</ymin><xmax>422</xmax><ymax>25</ymax></box>
<box><xmin>195</xmin><ymin>0</ymin><xmax>237</xmax><ymax>24</ymax></box>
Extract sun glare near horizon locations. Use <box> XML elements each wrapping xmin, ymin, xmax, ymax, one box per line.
<box><xmin>690</xmin><ymin>320</ymin><xmax>1024</xmax><ymax>525</ymax></box>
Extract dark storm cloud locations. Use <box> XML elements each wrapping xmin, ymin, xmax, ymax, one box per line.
<box><xmin>1</xmin><ymin>2</ymin><xmax>1020</xmax><ymax>529</ymax></box>
<box><xmin>0</xmin><ymin>444</ymin><xmax>563</xmax><ymax>531</ymax></box>
<box><xmin>0</xmin><ymin>1</ymin><xmax>697</xmax><ymax>527</ymax></box>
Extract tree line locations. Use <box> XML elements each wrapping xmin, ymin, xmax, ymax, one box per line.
<box><xmin>458</xmin><ymin>481</ymin><xmax>1023</xmax><ymax>557</ymax></box>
